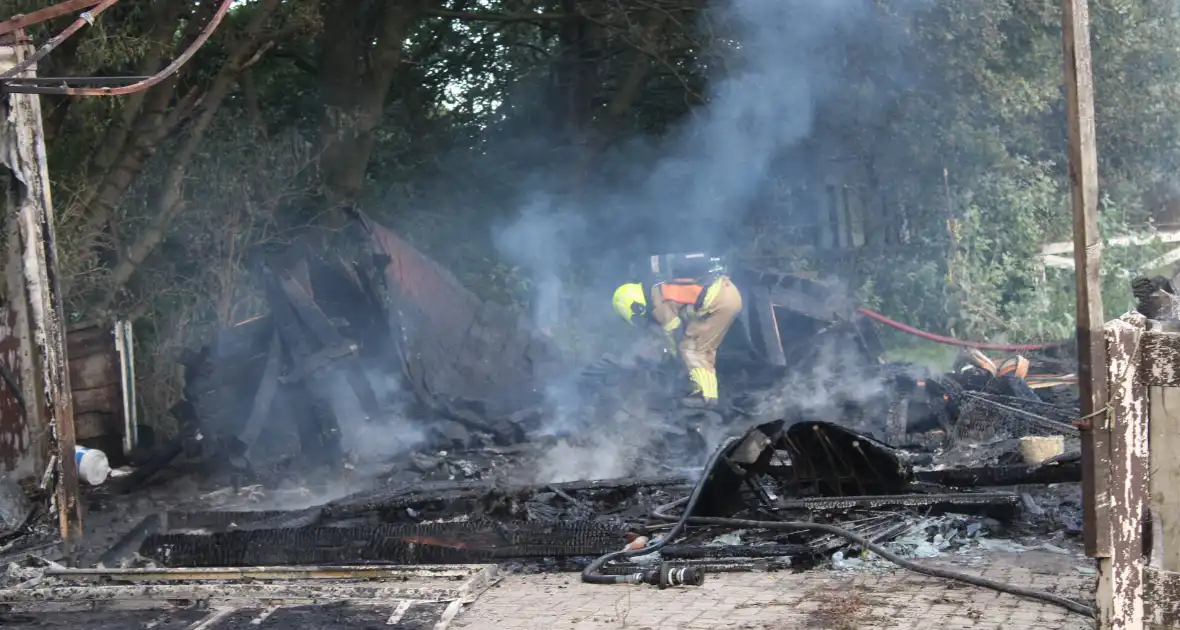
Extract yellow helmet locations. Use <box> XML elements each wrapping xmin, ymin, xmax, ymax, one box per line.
<box><xmin>612</xmin><ymin>283</ymin><xmax>647</xmax><ymax>323</ymax></box>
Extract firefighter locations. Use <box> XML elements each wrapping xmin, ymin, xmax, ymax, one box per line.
<box><xmin>611</xmin><ymin>274</ymin><xmax>743</xmax><ymax>407</ymax></box>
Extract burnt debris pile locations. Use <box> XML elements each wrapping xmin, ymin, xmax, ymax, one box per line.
<box><xmin>0</xmin><ymin>218</ymin><xmax>1088</xmax><ymax>605</ymax></box>
<box><xmin>113</xmin><ymin>412</ymin><xmax>1077</xmax><ymax>577</ymax></box>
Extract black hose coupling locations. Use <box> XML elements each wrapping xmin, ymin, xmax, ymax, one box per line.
<box><xmin>643</xmin><ymin>563</ymin><xmax>705</xmax><ymax>589</ymax></box>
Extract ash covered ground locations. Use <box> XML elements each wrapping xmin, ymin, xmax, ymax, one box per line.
<box><xmin>2</xmin><ymin>344</ymin><xmax>1087</xmax><ymax>581</ymax></box>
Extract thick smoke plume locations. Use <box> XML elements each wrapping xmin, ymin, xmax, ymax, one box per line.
<box><xmin>493</xmin><ymin>0</ymin><xmax>920</xmax><ymax>483</ymax></box>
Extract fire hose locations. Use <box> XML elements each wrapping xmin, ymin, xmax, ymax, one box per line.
<box><xmin>650</xmin><ymin>497</ymin><xmax>1094</xmax><ymax>617</ymax></box>
<box><xmin>580</xmin><ymin>436</ymin><xmax>738</xmax><ymax>587</ymax></box>
<box><xmin>583</xmin><ymin>438</ymin><xmax>1096</xmax><ymax>619</ymax></box>
<box><xmin>855</xmin><ymin>307</ymin><xmax>1063</xmax><ymax>352</ymax></box>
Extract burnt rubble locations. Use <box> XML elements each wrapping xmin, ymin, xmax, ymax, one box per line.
<box><xmin>0</xmin><ymin>217</ymin><xmax>1088</xmax><ymax>612</ymax></box>
<box><xmin>102</xmin><ymin>403</ymin><xmax>1076</xmax><ymax>575</ymax></box>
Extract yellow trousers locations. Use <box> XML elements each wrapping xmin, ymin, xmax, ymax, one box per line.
<box><xmin>679</xmin><ymin>278</ymin><xmax>742</xmax><ymax>400</ymax></box>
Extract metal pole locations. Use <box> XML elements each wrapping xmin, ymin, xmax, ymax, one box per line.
<box><xmin>0</xmin><ymin>0</ymin><xmax>104</xmax><ymax>37</ymax></box>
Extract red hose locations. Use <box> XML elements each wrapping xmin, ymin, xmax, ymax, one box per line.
<box><xmin>856</xmin><ymin>307</ymin><xmax>1061</xmax><ymax>352</ymax></box>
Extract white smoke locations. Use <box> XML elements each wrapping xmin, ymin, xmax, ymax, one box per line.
<box><xmin>315</xmin><ymin>367</ymin><xmax>425</xmax><ymax>468</ymax></box>
<box><xmin>491</xmin><ymin>0</ymin><xmax>924</xmax><ymax>482</ymax></box>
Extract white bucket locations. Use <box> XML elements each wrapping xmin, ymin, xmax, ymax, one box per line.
<box><xmin>74</xmin><ymin>446</ymin><xmax>111</xmax><ymax>486</ymax></box>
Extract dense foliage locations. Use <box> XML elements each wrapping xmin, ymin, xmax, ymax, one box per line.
<box><xmin>7</xmin><ymin>0</ymin><xmax>1180</xmax><ymax>422</ymax></box>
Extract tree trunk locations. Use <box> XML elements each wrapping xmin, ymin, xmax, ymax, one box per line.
<box><xmin>76</xmin><ymin>77</ymin><xmax>185</xmax><ymax>239</ymax></box>
<box><xmin>574</xmin><ymin>9</ymin><xmax>663</xmax><ymax>182</ymax></box>
<box><xmin>559</xmin><ymin>0</ymin><xmax>598</xmax><ymax>145</ymax></box>
<box><xmin>101</xmin><ymin>0</ymin><xmax>287</xmax><ymax>304</ymax></box>
<box><xmin>315</xmin><ymin>0</ymin><xmax>425</xmax><ymax>210</ymax></box>
<box><xmin>79</xmin><ymin>0</ymin><xmax>191</xmax><ymax>195</ymax></box>
<box><xmin>73</xmin><ymin>0</ymin><xmax>216</xmax><ymax>247</ymax></box>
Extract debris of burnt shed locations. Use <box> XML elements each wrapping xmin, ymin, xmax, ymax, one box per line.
<box><xmin>43</xmin><ymin>214</ymin><xmax>1087</xmax><ymax>589</ymax></box>
<box><xmin>129</xmin><ymin>220</ymin><xmax>905</xmax><ymax>489</ymax></box>
<box><xmin>125</xmin><ymin>399</ymin><xmax>1077</xmax><ymax>572</ymax></box>
<box><xmin>124</xmin><ymin>212</ymin><xmax>565</xmax><ymax>490</ymax></box>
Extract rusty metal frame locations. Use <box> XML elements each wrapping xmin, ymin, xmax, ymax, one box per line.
<box><xmin>0</xmin><ymin>0</ymin><xmax>233</xmax><ymax>97</ymax></box>
<box><xmin>0</xmin><ymin>0</ymin><xmax>119</xmax><ymax>81</ymax></box>
<box><xmin>0</xmin><ymin>0</ymin><xmax>103</xmax><ymax>37</ymax></box>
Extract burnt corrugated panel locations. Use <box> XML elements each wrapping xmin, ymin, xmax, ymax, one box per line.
<box><xmin>365</xmin><ymin>216</ymin><xmax>559</xmax><ymax>416</ymax></box>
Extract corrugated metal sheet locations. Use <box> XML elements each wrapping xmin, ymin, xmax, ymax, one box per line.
<box><xmin>365</xmin><ymin>216</ymin><xmax>559</xmax><ymax>415</ymax></box>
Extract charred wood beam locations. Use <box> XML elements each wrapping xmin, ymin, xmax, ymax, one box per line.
<box><xmin>165</xmin><ymin>509</ymin><xmax>292</xmax><ymax>532</ymax></box>
<box><xmin>913</xmin><ymin>457</ymin><xmax>1083</xmax><ymax>488</ymax></box>
<box><xmin>1</xmin><ymin>35</ymin><xmax>81</xmax><ymax>543</ymax></box>
<box><xmin>169</xmin><ymin>475</ymin><xmax>693</xmax><ymax>529</ymax></box>
<box><xmin>95</xmin><ymin>513</ymin><xmax>161</xmax><ymax>568</ymax></box>
<box><xmin>139</xmin><ymin>521</ymin><xmax>624</xmax><ymax>567</ymax></box>
<box><xmin>239</xmin><ymin>330</ymin><xmax>281</xmax><ymax>448</ymax></box>
<box><xmin>275</xmin><ymin>343</ymin><xmax>355</xmax><ymax>385</ymax></box>
<box><xmin>853</xmin><ymin>317</ymin><xmax>887</xmax><ymax>363</ymax></box>
<box><xmin>0</xmin><ymin>534</ymin><xmax>60</xmax><ymax>566</ymax></box>
<box><xmin>46</xmin><ymin>564</ymin><xmax>479</xmax><ymax>582</ymax></box>
<box><xmin>110</xmin><ymin>438</ymin><xmax>183</xmax><ymax>494</ymax></box>
<box><xmin>260</xmin><ymin>264</ymin><xmax>345</xmax><ymax>463</ymax></box>
<box><xmin>885</xmin><ymin>397</ymin><xmax>909</xmax><ymax>445</ymax></box>
<box><xmin>163</xmin><ymin>506</ymin><xmax>322</xmax><ymax>533</ymax></box>
<box><xmin>775</xmin><ymin>491</ymin><xmax>1021</xmax><ymax>512</ymax></box>
<box><xmin>275</xmin><ymin>270</ymin><xmax>381</xmax><ymax>419</ymax></box>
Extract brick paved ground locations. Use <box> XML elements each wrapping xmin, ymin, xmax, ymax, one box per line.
<box><xmin>453</xmin><ymin>550</ymin><xmax>1096</xmax><ymax>630</ymax></box>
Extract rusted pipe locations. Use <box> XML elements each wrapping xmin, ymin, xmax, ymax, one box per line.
<box><xmin>0</xmin><ymin>0</ymin><xmax>103</xmax><ymax>37</ymax></box>
<box><xmin>35</xmin><ymin>0</ymin><xmax>232</xmax><ymax>96</ymax></box>
<box><xmin>856</xmin><ymin>307</ymin><xmax>1061</xmax><ymax>351</ymax></box>
<box><xmin>4</xmin><ymin>75</ymin><xmax>149</xmax><ymax>85</ymax></box>
<box><xmin>0</xmin><ymin>0</ymin><xmax>233</xmax><ymax>96</ymax></box>
<box><xmin>0</xmin><ymin>0</ymin><xmax>119</xmax><ymax>80</ymax></box>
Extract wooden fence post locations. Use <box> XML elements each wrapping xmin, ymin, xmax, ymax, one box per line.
<box><xmin>1060</xmin><ymin>0</ymin><xmax>1111</xmax><ymax>563</ymax></box>
<box><xmin>1099</xmin><ymin>312</ymin><xmax>1149</xmax><ymax>628</ymax></box>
